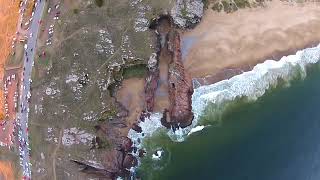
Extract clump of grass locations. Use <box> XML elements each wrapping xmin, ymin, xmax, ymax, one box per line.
<box><xmin>73</xmin><ymin>8</ymin><xmax>79</xmax><ymax>14</ymax></box>
<box><xmin>181</xmin><ymin>7</ymin><xmax>188</xmax><ymax>17</ymax></box>
<box><xmin>234</xmin><ymin>0</ymin><xmax>250</xmax><ymax>8</ymax></box>
<box><xmin>98</xmin><ymin>107</ymin><xmax>118</xmax><ymax>121</ymax></box>
<box><xmin>94</xmin><ymin>0</ymin><xmax>104</xmax><ymax>7</ymax></box>
<box><xmin>212</xmin><ymin>3</ymin><xmax>223</xmax><ymax>12</ymax></box>
<box><xmin>122</xmin><ymin>64</ymin><xmax>147</xmax><ymax>79</ymax></box>
<box><xmin>202</xmin><ymin>0</ymin><xmax>210</xmax><ymax>9</ymax></box>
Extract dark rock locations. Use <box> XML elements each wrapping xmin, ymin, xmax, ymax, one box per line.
<box><xmin>138</xmin><ymin>149</ymin><xmax>146</xmax><ymax>158</ymax></box>
<box><xmin>132</xmin><ymin>123</ymin><xmax>142</xmax><ymax>133</ymax></box>
<box><xmin>122</xmin><ymin>154</ymin><xmax>137</xmax><ymax>169</ymax></box>
<box><xmin>133</xmin><ymin>147</ymin><xmax>137</xmax><ymax>154</ymax></box>
<box><xmin>104</xmin><ymin>150</ymin><xmax>123</xmax><ymax>173</ymax></box>
<box><xmin>171</xmin><ymin>0</ymin><xmax>204</xmax><ymax>29</ymax></box>
<box><xmin>160</xmin><ymin>109</ymin><xmax>171</xmax><ymax>129</ymax></box>
<box><xmin>120</xmin><ymin>137</ymin><xmax>133</xmax><ymax>153</ymax></box>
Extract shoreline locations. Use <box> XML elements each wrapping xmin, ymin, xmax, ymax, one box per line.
<box><xmin>194</xmin><ymin>41</ymin><xmax>320</xmax><ymax>86</ymax></box>
<box><xmin>182</xmin><ymin>0</ymin><xmax>320</xmax><ymax>79</ymax></box>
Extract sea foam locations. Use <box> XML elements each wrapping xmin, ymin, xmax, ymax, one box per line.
<box><xmin>129</xmin><ymin>44</ymin><xmax>320</xmax><ymax>144</ymax></box>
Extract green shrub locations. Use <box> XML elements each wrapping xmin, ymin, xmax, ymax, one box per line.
<box><xmin>73</xmin><ymin>8</ymin><xmax>79</xmax><ymax>14</ymax></box>
<box><xmin>123</xmin><ymin>64</ymin><xmax>147</xmax><ymax>79</ymax></box>
<box><xmin>94</xmin><ymin>0</ymin><xmax>104</xmax><ymax>7</ymax></box>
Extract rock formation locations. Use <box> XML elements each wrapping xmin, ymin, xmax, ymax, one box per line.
<box><xmin>72</xmin><ymin>137</ymin><xmax>136</xmax><ymax>180</ymax></box>
<box><xmin>171</xmin><ymin>0</ymin><xmax>204</xmax><ymax>28</ymax></box>
<box><xmin>145</xmin><ymin>15</ymin><xmax>194</xmax><ymax>128</ymax></box>
<box><xmin>145</xmin><ymin>53</ymin><xmax>159</xmax><ymax>111</ymax></box>
<box><xmin>167</xmin><ymin>31</ymin><xmax>194</xmax><ymax>128</ymax></box>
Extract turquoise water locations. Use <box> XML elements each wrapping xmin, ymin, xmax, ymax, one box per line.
<box><xmin>138</xmin><ymin>63</ymin><xmax>320</xmax><ymax>180</ymax></box>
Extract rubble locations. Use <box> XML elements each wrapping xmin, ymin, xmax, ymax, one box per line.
<box><xmin>170</xmin><ymin>0</ymin><xmax>204</xmax><ymax>28</ymax></box>
<box><xmin>62</xmin><ymin>127</ymin><xmax>95</xmax><ymax>146</ymax></box>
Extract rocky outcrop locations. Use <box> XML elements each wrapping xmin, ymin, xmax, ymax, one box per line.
<box><xmin>72</xmin><ymin>137</ymin><xmax>136</xmax><ymax>179</ymax></box>
<box><xmin>146</xmin><ymin>16</ymin><xmax>194</xmax><ymax>128</ymax></box>
<box><xmin>167</xmin><ymin>31</ymin><xmax>194</xmax><ymax>128</ymax></box>
<box><xmin>145</xmin><ymin>53</ymin><xmax>159</xmax><ymax>111</ymax></box>
<box><xmin>170</xmin><ymin>0</ymin><xmax>204</xmax><ymax>28</ymax></box>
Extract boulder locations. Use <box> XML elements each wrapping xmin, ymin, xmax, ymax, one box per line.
<box><xmin>104</xmin><ymin>150</ymin><xmax>123</xmax><ymax>173</ymax></box>
<box><xmin>132</xmin><ymin>123</ymin><xmax>142</xmax><ymax>133</ymax></box>
<box><xmin>120</xmin><ymin>137</ymin><xmax>133</xmax><ymax>152</ymax></box>
<box><xmin>170</xmin><ymin>0</ymin><xmax>204</xmax><ymax>28</ymax></box>
<box><xmin>122</xmin><ymin>154</ymin><xmax>137</xmax><ymax>169</ymax></box>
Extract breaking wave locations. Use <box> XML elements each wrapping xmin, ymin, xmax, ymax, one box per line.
<box><xmin>129</xmin><ymin>43</ymin><xmax>320</xmax><ymax>151</ymax></box>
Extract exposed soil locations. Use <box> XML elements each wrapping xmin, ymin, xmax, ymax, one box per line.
<box><xmin>116</xmin><ymin>78</ymin><xmax>145</xmax><ymax>134</ymax></box>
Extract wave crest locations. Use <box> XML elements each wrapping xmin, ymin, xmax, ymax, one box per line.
<box><xmin>129</xmin><ymin>44</ymin><xmax>320</xmax><ymax>143</ymax></box>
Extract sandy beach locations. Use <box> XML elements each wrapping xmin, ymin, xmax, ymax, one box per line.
<box><xmin>116</xmin><ymin>78</ymin><xmax>145</xmax><ymax>133</ymax></box>
<box><xmin>183</xmin><ymin>1</ymin><xmax>320</xmax><ymax>78</ymax></box>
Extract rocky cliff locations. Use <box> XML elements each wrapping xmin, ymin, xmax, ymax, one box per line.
<box><xmin>167</xmin><ymin>31</ymin><xmax>194</xmax><ymax>128</ymax></box>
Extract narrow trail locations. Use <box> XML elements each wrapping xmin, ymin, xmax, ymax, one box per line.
<box><xmin>52</xmin><ymin>128</ymin><xmax>63</xmax><ymax>180</ymax></box>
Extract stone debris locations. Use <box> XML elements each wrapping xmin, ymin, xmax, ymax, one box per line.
<box><xmin>96</xmin><ymin>29</ymin><xmax>115</xmax><ymax>56</ymax></box>
<box><xmin>121</xmin><ymin>35</ymin><xmax>135</xmax><ymax>60</ymax></box>
<box><xmin>46</xmin><ymin>127</ymin><xmax>55</xmax><ymax>142</ymax></box>
<box><xmin>82</xmin><ymin>111</ymin><xmax>97</xmax><ymax>122</ymax></box>
<box><xmin>45</xmin><ymin>84</ymin><xmax>60</xmax><ymax>97</ymax></box>
<box><xmin>171</xmin><ymin>0</ymin><xmax>204</xmax><ymax>28</ymax></box>
<box><xmin>65</xmin><ymin>74</ymin><xmax>79</xmax><ymax>84</ymax></box>
<box><xmin>62</xmin><ymin>127</ymin><xmax>95</xmax><ymax>146</ymax></box>
<box><xmin>131</xmin><ymin>0</ymin><xmax>151</xmax><ymax>32</ymax></box>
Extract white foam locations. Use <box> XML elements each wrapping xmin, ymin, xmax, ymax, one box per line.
<box><xmin>128</xmin><ymin>113</ymin><xmax>163</xmax><ymax>151</ymax></box>
<box><xmin>152</xmin><ymin>150</ymin><xmax>164</xmax><ymax>160</ymax></box>
<box><xmin>167</xmin><ymin>44</ymin><xmax>320</xmax><ymax>142</ymax></box>
<box><xmin>187</xmin><ymin>125</ymin><xmax>206</xmax><ymax>136</ymax></box>
<box><xmin>129</xmin><ymin>44</ymin><xmax>320</xmax><ymax>144</ymax></box>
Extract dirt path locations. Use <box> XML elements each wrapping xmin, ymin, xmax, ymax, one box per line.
<box><xmin>52</xmin><ymin>128</ymin><xmax>63</xmax><ymax>180</ymax></box>
<box><xmin>183</xmin><ymin>1</ymin><xmax>320</xmax><ymax>78</ymax></box>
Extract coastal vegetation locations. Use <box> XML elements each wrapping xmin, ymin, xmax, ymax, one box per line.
<box><xmin>94</xmin><ymin>0</ymin><xmax>104</xmax><ymax>7</ymax></box>
<box><xmin>123</xmin><ymin>64</ymin><xmax>147</xmax><ymax>79</ymax></box>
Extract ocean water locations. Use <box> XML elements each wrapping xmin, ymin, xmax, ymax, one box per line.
<box><xmin>129</xmin><ymin>44</ymin><xmax>320</xmax><ymax>180</ymax></box>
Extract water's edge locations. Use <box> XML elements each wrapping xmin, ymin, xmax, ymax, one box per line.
<box><xmin>127</xmin><ymin>43</ymin><xmax>320</xmax><ymax>175</ymax></box>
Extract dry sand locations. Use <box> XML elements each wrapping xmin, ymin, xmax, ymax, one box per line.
<box><xmin>183</xmin><ymin>1</ymin><xmax>320</xmax><ymax>78</ymax></box>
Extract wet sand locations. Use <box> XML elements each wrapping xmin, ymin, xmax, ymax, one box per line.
<box><xmin>183</xmin><ymin>1</ymin><xmax>320</xmax><ymax>78</ymax></box>
<box><xmin>116</xmin><ymin>78</ymin><xmax>145</xmax><ymax>131</ymax></box>
<box><xmin>154</xmin><ymin>48</ymin><xmax>170</xmax><ymax>112</ymax></box>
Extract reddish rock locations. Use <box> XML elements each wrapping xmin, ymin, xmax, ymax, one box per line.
<box><xmin>120</xmin><ymin>137</ymin><xmax>133</xmax><ymax>152</ymax></box>
<box><xmin>104</xmin><ymin>150</ymin><xmax>123</xmax><ymax>173</ymax></box>
<box><xmin>167</xmin><ymin>31</ymin><xmax>194</xmax><ymax>128</ymax></box>
<box><xmin>122</xmin><ymin>154</ymin><xmax>137</xmax><ymax>169</ymax></box>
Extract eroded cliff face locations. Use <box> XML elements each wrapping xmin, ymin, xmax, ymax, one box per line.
<box><xmin>167</xmin><ymin>31</ymin><xmax>194</xmax><ymax>128</ymax></box>
<box><xmin>142</xmin><ymin>15</ymin><xmax>194</xmax><ymax>129</ymax></box>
